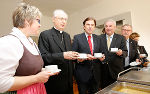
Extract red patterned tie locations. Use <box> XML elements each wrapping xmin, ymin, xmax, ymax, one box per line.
<box><xmin>88</xmin><ymin>36</ymin><xmax>93</xmax><ymax>55</ymax></box>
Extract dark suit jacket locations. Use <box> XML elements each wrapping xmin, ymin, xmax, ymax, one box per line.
<box><xmin>128</xmin><ymin>39</ymin><xmax>139</xmax><ymax>63</ymax></box>
<box><xmin>138</xmin><ymin>45</ymin><xmax>148</xmax><ymax>62</ymax></box>
<box><xmin>72</xmin><ymin>33</ymin><xmax>101</xmax><ymax>83</ymax></box>
<box><xmin>99</xmin><ymin>33</ymin><xmax>127</xmax><ymax>79</ymax></box>
<box><xmin>138</xmin><ymin>45</ymin><xmax>148</xmax><ymax>56</ymax></box>
<box><xmin>38</xmin><ymin>27</ymin><xmax>73</xmax><ymax>93</ymax></box>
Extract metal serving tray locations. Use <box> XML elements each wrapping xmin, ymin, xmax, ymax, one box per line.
<box><xmin>96</xmin><ymin>67</ymin><xmax>150</xmax><ymax>94</ymax></box>
<box><xmin>118</xmin><ymin>67</ymin><xmax>150</xmax><ymax>85</ymax></box>
<box><xmin>112</xmin><ymin>82</ymin><xmax>150</xmax><ymax>94</ymax></box>
<box><xmin>96</xmin><ymin>81</ymin><xmax>150</xmax><ymax>94</ymax></box>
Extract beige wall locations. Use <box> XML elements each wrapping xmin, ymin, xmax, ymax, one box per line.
<box><xmin>0</xmin><ymin>0</ymin><xmax>20</xmax><ymax>36</ymax></box>
<box><xmin>0</xmin><ymin>0</ymin><xmax>53</xmax><ymax>36</ymax></box>
<box><xmin>40</xmin><ymin>15</ymin><xmax>53</xmax><ymax>33</ymax></box>
<box><xmin>67</xmin><ymin>0</ymin><xmax>150</xmax><ymax>59</ymax></box>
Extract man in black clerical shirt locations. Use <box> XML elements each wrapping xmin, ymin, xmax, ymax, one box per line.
<box><xmin>38</xmin><ymin>9</ymin><xmax>78</xmax><ymax>94</ymax></box>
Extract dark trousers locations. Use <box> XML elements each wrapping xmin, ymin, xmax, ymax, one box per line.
<box><xmin>101</xmin><ymin>64</ymin><xmax>116</xmax><ymax>89</ymax></box>
<box><xmin>46</xmin><ymin>88</ymin><xmax>73</xmax><ymax>94</ymax></box>
<box><xmin>76</xmin><ymin>76</ymin><xmax>99</xmax><ymax>94</ymax></box>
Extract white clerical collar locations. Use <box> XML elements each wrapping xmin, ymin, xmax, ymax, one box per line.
<box><xmin>54</xmin><ymin>27</ymin><xmax>63</xmax><ymax>33</ymax></box>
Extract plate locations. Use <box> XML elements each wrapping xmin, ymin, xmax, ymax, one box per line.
<box><xmin>130</xmin><ymin>62</ymin><xmax>140</xmax><ymax>66</ymax></box>
<box><xmin>77</xmin><ymin>57</ymin><xmax>88</xmax><ymax>59</ymax></box>
<box><xmin>94</xmin><ymin>56</ymin><xmax>103</xmax><ymax>58</ymax></box>
<box><xmin>49</xmin><ymin>69</ymin><xmax>61</xmax><ymax>74</ymax></box>
<box><xmin>110</xmin><ymin>50</ymin><xmax>118</xmax><ymax>53</ymax></box>
<box><xmin>111</xmin><ymin>48</ymin><xmax>118</xmax><ymax>53</ymax></box>
<box><xmin>94</xmin><ymin>53</ymin><xmax>102</xmax><ymax>58</ymax></box>
<box><xmin>140</xmin><ymin>54</ymin><xmax>146</xmax><ymax>57</ymax></box>
<box><xmin>52</xmin><ymin>69</ymin><xmax>61</xmax><ymax>73</ymax></box>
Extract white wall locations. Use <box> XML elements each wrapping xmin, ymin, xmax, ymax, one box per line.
<box><xmin>67</xmin><ymin>0</ymin><xmax>150</xmax><ymax>59</ymax></box>
<box><xmin>0</xmin><ymin>0</ymin><xmax>52</xmax><ymax>36</ymax></box>
<box><xmin>130</xmin><ymin>0</ymin><xmax>150</xmax><ymax>60</ymax></box>
<box><xmin>40</xmin><ymin>15</ymin><xmax>53</xmax><ymax>33</ymax></box>
<box><xmin>1</xmin><ymin>0</ymin><xmax>150</xmax><ymax>59</ymax></box>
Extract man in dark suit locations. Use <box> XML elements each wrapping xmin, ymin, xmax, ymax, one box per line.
<box><xmin>99</xmin><ymin>19</ymin><xmax>128</xmax><ymax>88</ymax></box>
<box><xmin>72</xmin><ymin>17</ymin><xmax>105</xmax><ymax>94</ymax></box>
<box><xmin>121</xmin><ymin>24</ymin><xmax>139</xmax><ymax>69</ymax></box>
<box><xmin>38</xmin><ymin>9</ymin><xmax>78</xmax><ymax>94</ymax></box>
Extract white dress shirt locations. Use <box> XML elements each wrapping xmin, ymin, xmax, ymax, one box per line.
<box><xmin>0</xmin><ymin>27</ymin><xmax>39</xmax><ymax>93</ymax></box>
<box><xmin>106</xmin><ymin>34</ymin><xmax>114</xmax><ymax>43</ymax></box>
<box><xmin>85</xmin><ymin>32</ymin><xmax>94</xmax><ymax>51</ymax></box>
<box><xmin>125</xmin><ymin>39</ymin><xmax>130</xmax><ymax>67</ymax></box>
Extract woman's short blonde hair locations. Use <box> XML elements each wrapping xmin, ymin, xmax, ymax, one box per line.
<box><xmin>12</xmin><ymin>3</ymin><xmax>42</xmax><ymax>28</ymax></box>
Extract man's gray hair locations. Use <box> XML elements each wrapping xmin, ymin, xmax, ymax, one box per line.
<box><xmin>122</xmin><ymin>24</ymin><xmax>132</xmax><ymax>29</ymax></box>
<box><xmin>53</xmin><ymin>9</ymin><xmax>68</xmax><ymax>18</ymax></box>
<box><xmin>104</xmin><ymin>19</ymin><xmax>116</xmax><ymax>27</ymax></box>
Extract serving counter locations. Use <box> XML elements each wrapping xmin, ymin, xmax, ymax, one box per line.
<box><xmin>96</xmin><ymin>67</ymin><xmax>150</xmax><ymax>94</ymax></box>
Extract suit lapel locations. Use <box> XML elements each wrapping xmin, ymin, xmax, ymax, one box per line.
<box><xmin>129</xmin><ymin>39</ymin><xmax>132</xmax><ymax>57</ymax></box>
<box><xmin>110</xmin><ymin>34</ymin><xmax>117</xmax><ymax>49</ymax></box>
<box><xmin>81</xmin><ymin>33</ymin><xmax>91</xmax><ymax>54</ymax></box>
<box><xmin>63</xmin><ymin>32</ymin><xmax>70</xmax><ymax>51</ymax></box>
<box><xmin>102</xmin><ymin>34</ymin><xmax>108</xmax><ymax>51</ymax></box>
<box><xmin>93</xmin><ymin>35</ymin><xmax>97</xmax><ymax>53</ymax></box>
<box><xmin>52</xmin><ymin>28</ymin><xmax>65</xmax><ymax>51</ymax></box>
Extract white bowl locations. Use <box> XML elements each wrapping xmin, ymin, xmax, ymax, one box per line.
<box><xmin>111</xmin><ymin>48</ymin><xmax>118</xmax><ymax>52</ymax></box>
<box><xmin>50</xmin><ymin>69</ymin><xmax>61</xmax><ymax>73</ymax></box>
<box><xmin>45</xmin><ymin>65</ymin><xmax>58</xmax><ymax>72</ymax></box>
<box><xmin>78</xmin><ymin>53</ymin><xmax>87</xmax><ymax>59</ymax></box>
<box><xmin>140</xmin><ymin>54</ymin><xmax>146</xmax><ymax>57</ymax></box>
<box><xmin>94</xmin><ymin>53</ymin><xmax>102</xmax><ymax>58</ymax></box>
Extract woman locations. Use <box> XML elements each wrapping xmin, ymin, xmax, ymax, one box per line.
<box><xmin>0</xmin><ymin>3</ymin><xmax>56</xmax><ymax>94</ymax></box>
<box><xmin>130</xmin><ymin>32</ymin><xmax>149</xmax><ymax>63</ymax></box>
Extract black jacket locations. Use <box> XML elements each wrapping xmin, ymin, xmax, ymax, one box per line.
<box><xmin>38</xmin><ymin>27</ymin><xmax>73</xmax><ymax>94</ymax></box>
<box><xmin>72</xmin><ymin>33</ymin><xmax>102</xmax><ymax>83</ymax></box>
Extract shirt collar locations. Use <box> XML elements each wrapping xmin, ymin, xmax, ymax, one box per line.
<box><xmin>11</xmin><ymin>27</ymin><xmax>34</xmax><ymax>44</ymax></box>
<box><xmin>126</xmin><ymin>38</ymin><xmax>129</xmax><ymax>43</ymax></box>
<box><xmin>54</xmin><ymin>27</ymin><xmax>63</xmax><ymax>33</ymax></box>
<box><xmin>106</xmin><ymin>33</ymin><xmax>114</xmax><ymax>38</ymax></box>
<box><xmin>85</xmin><ymin>32</ymin><xmax>93</xmax><ymax>39</ymax></box>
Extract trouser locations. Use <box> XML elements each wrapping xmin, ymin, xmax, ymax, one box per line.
<box><xmin>101</xmin><ymin>64</ymin><xmax>116</xmax><ymax>89</ymax></box>
<box><xmin>77</xmin><ymin>76</ymin><xmax>99</xmax><ymax>94</ymax></box>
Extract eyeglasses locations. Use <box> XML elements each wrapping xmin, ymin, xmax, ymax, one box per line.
<box><xmin>36</xmin><ymin>19</ymin><xmax>40</xmax><ymax>24</ymax></box>
<box><xmin>55</xmin><ymin>17</ymin><xmax>67</xmax><ymax>22</ymax></box>
<box><xmin>122</xmin><ymin>29</ymin><xmax>131</xmax><ymax>32</ymax></box>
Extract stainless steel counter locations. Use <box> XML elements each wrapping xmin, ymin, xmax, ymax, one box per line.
<box><xmin>96</xmin><ymin>67</ymin><xmax>150</xmax><ymax>94</ymax></box>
